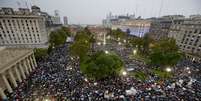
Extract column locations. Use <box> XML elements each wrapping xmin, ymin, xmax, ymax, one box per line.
<box><xmin>29</xmin><ymin>56</ymin><xmax>35</xmax><ymax>70</ymax></box>
<box><xmin>22</xmin><ymin>60</ymin><xmax>29</xmax><ymax>75</ymax></box>
<box><xmin>32</xmin><ymin>54</ymin><xmax>37</xmax><ymax>67</ymax></box>
<box><xmin>0</xmin><ymin>87</ymin><xmax>7</xmax><ymax>100</ymax></box>
<box><xmin>14</xmin><ymin>66</ymin><xmax>22</xmax><ymax>82</ymax></box>
<box><xmin>8</xmin><ymin>69</ymin><xmax>17</xmax><ymax>87</ymax></box>
<box><xmin>19</xmin><ymin>63</ymin><xmax>26</xmax><ymax>79</ymax></box>
<box><xmin>2</xmin><ymin>74</ymin><xmax>12</xmax><ymax>93</ymax></box>
<box><xmin>26</xmin><ymin>57</ymin><xmax>32</xmax><ymax>72</ymax></box>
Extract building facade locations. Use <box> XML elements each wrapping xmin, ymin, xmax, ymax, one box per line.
<box><xmin>51</xmin><ymin>16</ymin><xmax>61</xmax><ymax>25</ymax></box>
<box><xmin>0</xmin><ymin>7</ymin><xmax>48</xmax><ymax>48</ymax></box>
<box><xmin>173</xmin><ymin>18</ymin><xmax>201</xmax><ymax>57</ymax></box>
<box><xmin>0</xmin><ymin>47</ymin><xmax>37</xmax><ymax>100</ymax></box>
<box><xmin>102</xmin><ymin>13</ymin><xmax>150</xmax><ymax>37</ymax></box>
<box><xmin>63</xmin><ymin>16</ymin><xmax>68</xmax><ymax>26</ymax></box>
<box><xmin>149</xmin><ymin>15</ymin><xmax>185</xmax><ymax>40</ymax></box>
<box><xmin>111</xmin><ymin>19</ymin><xmax>151</xmax><ymax>37</ymax></box>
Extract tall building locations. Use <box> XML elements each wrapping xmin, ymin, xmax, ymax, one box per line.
<box><xmin>173</xmin><ymin>18</ymin><xmax>201</xmax><ymax>54</ymax></box>
<box><xmin>168</xmin><ymin>15</ymin><xmax>201</xmax><ymax>62</ymax></box>
<box><xmin>0</xmin><ymin>47</ymin><xmax>37</xmax><ymax>100</ymax></box>
<box><xmin>102</xmin><ymin>13</ymin><xmax>135</xmax><ymax>28</ymax></box>
<box><xmin>149</xmin><ymin>15</ymin><xmax>185</xmax><ymax>40</ymax></box>
<box><xmin>63</xmin><ymin>16</ymin><xmax>68</xmax><ymax>25</ymax></box>
<box><xmin>50</xmin><ymin>10</ymin><xmax>61</xmax><ymax>25</ymax></box>
<box><xmin>0</xmin><ymin>7</ymin><xmax>49</xmax><ymax>48</ymax></box>
<box><xmin>111</xmin><ymin>19</ymin><xmax>151</xmax><ymax>37</ymax></box>
<box><xmin>102</xmin><ymin>13</ymin><xmax>150</xmax><ymax>37</ymax></box>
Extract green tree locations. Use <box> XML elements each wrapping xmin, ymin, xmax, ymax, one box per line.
<box><xmin>149</xmin><ymin>38</ymin><xmax>183</xmax><ymax>68</ymax></box>
<box><xmin>70</xmin><ymin>27</ymin><xmax>96</xmax><ymax>58</ymax></box>
<box><xmin>70</xmin><ymin>39</ymin><xmax>90</xmax><ymax>60</ymax></box>
<box><xmin>49</xmin><ymin>27</ymin><xmax>70</xmax><ymax>46</ymax></box>
<box><xmin>80</xmin><ymin>51</ymin><xmax>124</xmax><ymax>80</ymax></box>
<box><xmin>129</xmin><ymin>34</ymin><xmax>153</xmax><ymax>56</ymax></box>
<box><xmin>34</xmin><ymin>48</ymin><xmax>48</xmax><ymax>60</ymax></box>
<box><xmin>109</xmin><ymin>28</ymin><xmax>127</xmax><ymax>40</ymax></box>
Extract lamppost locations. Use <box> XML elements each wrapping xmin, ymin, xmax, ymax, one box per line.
<box><xmin>166</xmin><ymin>67</ymin><xmax>172</xmax><ymax>72</ymax></box>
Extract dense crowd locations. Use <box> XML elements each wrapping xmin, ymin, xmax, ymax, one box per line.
<box><xmin>6</xmin><ymin>43</ymin><xmax>201</xmax><ymax>101</ymax></box>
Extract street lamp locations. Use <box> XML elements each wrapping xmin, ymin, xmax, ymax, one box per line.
<box><xmin>133</xmin><ymin>49</ymin><xmax>137</xmax><ymax>55</ymax></box>
<box><xmin>166</xmin><ymin>67</ymin><xmax>172</xmax><ymax>72</ymax></box>
<box><xmin>105</xmin><ymin>50</ymin><xmax>109</xmax><ymax>54</ymax></box>
<box><xmin>44</xmin><ymin>99</ymin><xmax>50</xmax><ymax>101</ymax></box>
<box><xmin>188</xmin><ymin>71</ymin><xmax>191</xmax><ymax>74</ymax></box>
<box><xmin>123</xmin><ymin>40</ymin><xmax>126</xmax><ymax>43</ymax></box>
<box><xmin>84</xmin><ymin>78</ymin><xmax>88</xmax><ymax>82</ymax></box>
<box><xmin>97</xmin><ymin>42</ymin><xmax>101</xmax><ymax>45</ymax></box>
<box><xmin>94</xmin><ymin>82</ymin><xmax>97</xmax><ymax>86</ymax></box>
<box><xmin>107</xmin><ymin>35</ymin><xmax>111</xmax><ymax>39</ymax></box>
<box><xmin>186</xmin><ymin>67</ymin><xmax>190</xmax><ymax>70</ymax></box>
<box><xmin>122</xmin><ymin>71</ymin><xmax>127</xmax><ymax>76</ymax></box>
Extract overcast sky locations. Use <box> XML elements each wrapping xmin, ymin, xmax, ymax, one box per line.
<box><xmin>0</xmin><ymin>0</ymin><xmax>201</xmax><ymax>24</ymax></box>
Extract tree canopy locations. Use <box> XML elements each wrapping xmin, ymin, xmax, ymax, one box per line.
<box><xmin>80</xmin><ymin>51</ymin><xmax>124</xmax><ymax>80</ymax></box>
<box><xmin>149</xmin><ymin>38</ymin><xmax>183</xmax><ymax>68</ymax></box>
<box><xmin>70</xmin><ymin>27</ymin><xmax>95</xmax><ymax>59</ymax></box>
<box><xmin>49</xmin><ymin>27</ymin><xmax>70</xmax><ymax>46</ymax></box>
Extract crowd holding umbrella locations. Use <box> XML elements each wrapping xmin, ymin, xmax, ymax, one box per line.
<box><xmin>6</xmin><ymin>43</ymin><xmax>201</xmax><ymax>101</ymax></box>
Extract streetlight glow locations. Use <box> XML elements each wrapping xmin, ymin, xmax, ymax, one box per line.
<box><xmin>186</xmin><ymin>67</ymin><xmax>190</xmax><ymax>70</ymax></box>
<box><xmin>122</xmin><ymin>71</ymin><xmax>127</xmax><ymax>76</ymax></box>
<box><xmin>105</xmin><ymin>50</ymin><xmax>109</xmax><ymax>54</ymax></box>
<box><xmin>188</xmin><ymin>71</ymin><xmax>191</xmax><ymax>74</ymax></box>
<box><xmin>84</xmin><ymin>78</ymin><xmax>88</xmax><ymax>82</ymax></box>
<box><xmin>97</xmin><ymin>42</ymin><xmax>101</xmax><ymax>45</ymax></box>
<box><xmin>118</xmin><ymin>42</ymin><xmax>122</xmax><ymax>45</ymax></box>
<box><xmin>166</xmin><ymin>67</ymin><xmax>172</xmax><ymax>72</ymax></box>
<box><xmin>133</xmin><ymin>49</ymin><xmax>137</xmax><ymax>55</ymax></box>
<box><xmin>94</xmin><ymin>82</ymin><xmax>97</xmax><ymax>86</ymax></box>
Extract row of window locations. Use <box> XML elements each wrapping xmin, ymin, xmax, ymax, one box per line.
<box><xmin>1</xmin><ymin>40</ymin><xmax>41</xmax><ymax>44</ymax></box>
<box><xmin>0</xmin><ymin>19</ymin><xmax>39</xmax><ymax>34</ymax></box>
<box><xmin>184</xmin><ymin>29</ymin><xmax>201</xmax><ymax>34</ymax></box>
<box><xmin>180</xmin><ymin>45</ymin><xmax>201</xmax><ymax>52</ymax></box>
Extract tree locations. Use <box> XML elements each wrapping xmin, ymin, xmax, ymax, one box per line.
<box><xmin>109</xmin><ymin>28</ymin><xmax>127</xmax><ymax>40</ymax></box>
<box><xmin>70</xmin><ymin>39</ymin><xmax>90</xmax><ymax>60</ymax></box>
<box><xmin>34</xmin><ymin>48</ymin><xmax>48</xmax><ymax>60</ymax></box>
<box><xmin>49</xmin><ymin>27</ymin><xmax>70</xmax><ymax>46</ymax></box>
<box><xmin>80</xmin><ymin>51</ymin><xmax>124</xmax><ymax>80</ymax></box>
<box><xmin>70</xmin><ymin>27</ymin><xmax>96</xmax><ymax>58</ymax></box>
<box><xmin>149</xmin><ymin>38</ymin><xmax>183</xmax><ymax>68</ymax></box>
<box><xmin>129</xmin><ymin>34</ymin><xmax>154</xmax><ymax>56</ymax></box>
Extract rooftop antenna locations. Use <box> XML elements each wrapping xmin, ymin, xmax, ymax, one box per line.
<box><xmin>135</xmin><ymin>0</ymin><xmax>138</xmax><ymax>17</ymax></box>
<box><xmin>158</xmin><ymin>0</ymin><xmax>164</xmax><ymax>17</ymax></box>
<box><xmin>16</xmin><ymin>1</ymin><xmax>21</xmax><ymax>8</ymax></box>
<box><xmin>25</xmin><ymin>1</ymin><xmax>29</xmax><ymax>9</ymax></box>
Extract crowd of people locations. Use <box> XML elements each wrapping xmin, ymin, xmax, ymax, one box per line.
<box><xmin>6</xmin><ymin>43</ymin><xmax>201</xmax><ymax>101</ymax></box>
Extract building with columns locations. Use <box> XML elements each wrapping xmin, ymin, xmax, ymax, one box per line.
<box><xmin>0</xmin><ymin>7</ymin><xmax>49</xmax><ymax>48</ymax></box>
<box><xmin>0</xmin><ymin>47</ymin><xmax>37</xmax><ymax>100</ymax></box>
